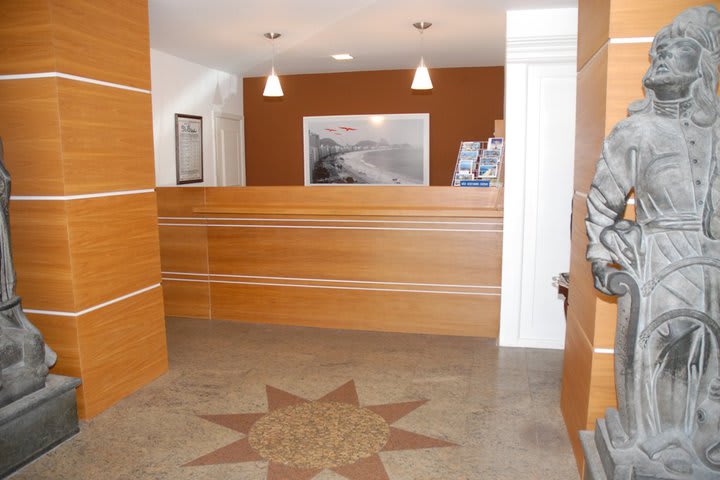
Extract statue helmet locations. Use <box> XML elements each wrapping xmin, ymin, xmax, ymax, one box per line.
<box><xmin>634</xmin><ymin>5</ymin><xmax>720</xmax><ymax>126</ymax></box>
<box><xmin>653</xmin><ymin>6</ymin><xmax>720</xmax><ymax>58</ymax></box>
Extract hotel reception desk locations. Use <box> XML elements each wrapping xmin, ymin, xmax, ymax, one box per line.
<box><xmin>156</xmin><ymin>186</ymin><xmax>503</xmax><ymax>337</ymax></box>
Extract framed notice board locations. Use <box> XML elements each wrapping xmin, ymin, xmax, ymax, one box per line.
<box><xmin>175</xmin><ymin>113</ymin><xmax>203</xmax><ymax>184</ymax></box>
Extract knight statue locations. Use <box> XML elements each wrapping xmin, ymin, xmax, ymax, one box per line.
<box><xmin>0</xmin><ymin>139</ymin><xmax>56</xmax><ymax>408</ymax></box>
<box><xmin>585</xmin><ymin>5</ymin><xmax>720</xmax><ymax>479</ymax></box>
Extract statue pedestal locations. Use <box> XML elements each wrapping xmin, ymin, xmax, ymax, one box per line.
<box><xmin>581</xmin><ymin>415</ymin><xmax>719</xmax><ymax>480</ymax></box>
<box><xmin>0</xmin><ymin>374</ymin><xmax>81</xmax><ymax>477</ymax></box>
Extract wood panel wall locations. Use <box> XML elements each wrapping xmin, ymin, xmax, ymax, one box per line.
<box><xmin>0</xmin><ymin>0</ymin><xmax>167</xmax><ymax>419</ymax></box>
<box><xmin>243</xmin><ymin>67</ymin><xmax>504</xmax><ymax>186</ymax></box>
<box><xmin>561</xmin><ymin>0</ymin><xmax>714</xmax><ymax>473</ymax></box>
<box><xmin>158</xmin><ymin>186</ymin><xmax>503</xmax><ymax>337</ymax></box>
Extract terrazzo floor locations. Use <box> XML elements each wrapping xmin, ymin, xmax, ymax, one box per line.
<box><xmin>11</xmin><ymin>317</ymin><xmax>579</xmax><ymax>480</ymax></box>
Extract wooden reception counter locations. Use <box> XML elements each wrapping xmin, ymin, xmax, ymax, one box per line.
<box><xmin>156</xmin><ymin>186</ymin><xmax>503</xmax><ymax>337</ymax></box>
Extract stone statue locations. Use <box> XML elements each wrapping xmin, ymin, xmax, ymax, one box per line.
<box><xmin>0</xmin><ymin>139</ymin><xmax>56</xmax><ymax>409</ymax></box>
<box><xmin>585</xmin><ymin>5</ymin><xmax>720</xmax><ymax>479</ymax></box>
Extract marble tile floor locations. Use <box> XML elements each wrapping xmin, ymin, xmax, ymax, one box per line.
<box><xmin>11</xmin><ymin>317</ymin><xmax>579</xmax><ymax>480</ymax></box>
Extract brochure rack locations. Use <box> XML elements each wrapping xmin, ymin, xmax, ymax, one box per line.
<box><xmin>451</xmin><ymin>138</ymin><xmax>504</xmax><ymax>187</ymax></box>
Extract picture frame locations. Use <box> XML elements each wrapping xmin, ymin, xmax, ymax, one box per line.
<box><xmin>303</xmin><ymin>113</ymin><xmax>430</xmax><ymax>185</ymax></box>
<box><xmin>175</xmin><ymin>113</ymin><xmax>203</xmax><ymax>184</ymax></box>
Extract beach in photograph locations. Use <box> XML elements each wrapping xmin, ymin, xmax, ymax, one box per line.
<box><xmin>312</xmin><ymin>147</ymin><xmax>423</xmax><ymax>184</ymax></box>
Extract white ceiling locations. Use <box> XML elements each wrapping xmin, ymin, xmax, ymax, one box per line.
<box><xmin>149</xmin><ymin>0</ymin><xmax>576</xmax><ymax>77</ymax></box>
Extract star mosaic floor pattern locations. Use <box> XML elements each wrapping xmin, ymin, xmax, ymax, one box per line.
<box><xmin>11</xmin><ymin>317</ymin><xmax>579</xmax><ymax>480</ymax></box>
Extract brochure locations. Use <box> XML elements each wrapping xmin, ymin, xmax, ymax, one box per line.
<box><xmin>452</xmin><ymin>139</ymin><xmax>504</xmax><ymax>187</ymax></box>
<box><xmin>487</xmin><ymin>137</ymin><xmax>504</xmax><ymax>151</ymax></box>
<box><xmin>461</xmin><ymin>141</ymin><xmax>481</xmax><ymax>151</ymax></box>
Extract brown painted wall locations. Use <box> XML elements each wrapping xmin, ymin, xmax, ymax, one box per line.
<box><xmin>243</xmin><ymin>67</ymin><xmax>504</xmax><ymax>186</ymax></box>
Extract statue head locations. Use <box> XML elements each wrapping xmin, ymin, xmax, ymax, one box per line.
<box><xmin>631</xmin><ymin>5</ymin><xmax>720</xmax><ymax>126</ymax></box>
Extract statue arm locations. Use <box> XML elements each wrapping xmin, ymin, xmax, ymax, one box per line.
<box><xmin>585</xmin><ymin>131</ymin><xmax>636</xmax><ymax>293</ymax></box>
<box><xmin>702</xmin><ymin>125</ymin><xmax>720</xmax><ymax>239</ymax></box>
<box><xmin>586</xmin><ymin>133</ymin><xmax>636</xmax><ymax>262</ymax></box>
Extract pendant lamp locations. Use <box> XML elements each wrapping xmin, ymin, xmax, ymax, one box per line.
<box><xmin>411</xmin><ymin>22</ymin><xmax>433</xmax><ymax>90</ymax></box>
<box><xmin>263</xmin><ymin>32</ymin><xmax>283</xmax><ymax>97</ymax></box>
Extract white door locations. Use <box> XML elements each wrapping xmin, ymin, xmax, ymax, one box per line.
<box><xmin>517</xmin><ymin>63</ymin><xmax>576</xmax><ymax>345</ymax></box>
<box><xmin>214</xmin><ymin>113</ymin><xmax>244</xmax><ymax>186</ymax></box>
<box><xmin>500</xmin><ymin>8</ymin><xmax>578</xmax><ymax>349</ymax></box>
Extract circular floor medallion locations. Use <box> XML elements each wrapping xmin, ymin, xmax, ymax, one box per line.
<box><xmin>248</xmin><ymin>401</ymin><xmax>390</xmax><ymax>469</ymax></box>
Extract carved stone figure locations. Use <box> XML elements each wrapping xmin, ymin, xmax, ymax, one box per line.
<box><xmin>585</xmin><ymin>5</ymin><xmax>720</xmax><ymax>479</ymax></box>
<box><xmin>0</xmin><ymin>139</ymin><xmax>56</xmax><ymax>408</ymax></box>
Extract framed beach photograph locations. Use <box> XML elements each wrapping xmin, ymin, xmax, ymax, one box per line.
<box><xmin>303</xmin><ymin>114</ymin><xmax>430</xmax><ymax>185</ymax></box>
<box><xmin>175</xmin><ymin>114</ymin><xmax>203</xmax><ymax>184</ymax></box>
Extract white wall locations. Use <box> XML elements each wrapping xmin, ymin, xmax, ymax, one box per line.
<box><xmin>150</xmin><ymin>49</ymin><xmax>243</xmax><ymax>186</ymax></box>
<box><xmin>499</xmin><ymin>8</ymin><xmax>578</xmax><ymax>349</ymax></box>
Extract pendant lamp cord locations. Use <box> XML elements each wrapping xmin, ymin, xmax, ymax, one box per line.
<box><xmin>419</xmin><ymin>23</ymin><xmax>426</xmax><ymax>66</ymax></box>
<box><xmin>271</xmin><ymin>37</ymin><xmax>276</xmax><ymax>72</ymax></box>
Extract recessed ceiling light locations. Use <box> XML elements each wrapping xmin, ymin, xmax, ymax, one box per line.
<box><xmin>331</xmin><ymin>53</ymin><xmax>354</xmax><ymax>61</ymax></box>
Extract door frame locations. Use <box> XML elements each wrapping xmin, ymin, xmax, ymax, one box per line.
<box><xmin>213</xmin><ymin>111</ymin><xmax>245</xmax><ymax>186</ymax></box>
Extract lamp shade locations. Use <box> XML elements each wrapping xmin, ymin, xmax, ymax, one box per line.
<box><xmin>263</xmin><ymin>68</ymin><xmax>284</xmax><ymax>97</ymax></box>
<box><xmin>411</xmin><ymin>59</ymin><xmax>433</xmax><ymax>90</ymax></box>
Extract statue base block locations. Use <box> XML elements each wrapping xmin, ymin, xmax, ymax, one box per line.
<box><xmin>581</xmin><ymin>416</ymin><xmax>719</xmax><ymax>480</ymax></box>
<box><xmin>0</xmin><ymin>374</ymin><xmax>81</xmax><ymax>478</ymax></box>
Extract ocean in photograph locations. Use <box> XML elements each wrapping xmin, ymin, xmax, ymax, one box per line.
<box><xmin>312</xmin><ymin>147</ymin><xmax>424</xmax><ymax>184</ymax></box>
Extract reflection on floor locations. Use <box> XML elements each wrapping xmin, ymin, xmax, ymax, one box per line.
<box><xmin>12</xmin><ymin>317</ymin><xmax>579</xmax><ymax>480</ymax></box>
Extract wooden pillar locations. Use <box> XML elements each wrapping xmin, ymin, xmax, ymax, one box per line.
<box><xmin>561</xmin><ymin>0</ymin><xmax>716</xmax><ymax>474</ymax></box>
<box><xmin>0</xmin><ymin>0</ymin><xmax>167</xmax><ymax>418</ymax></box>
